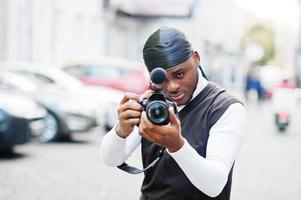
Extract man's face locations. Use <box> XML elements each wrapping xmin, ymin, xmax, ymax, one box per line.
<box><xmin>162</xmin><ymin>52</ymin><xmax>199</xmax><ymax>106</ymax></box>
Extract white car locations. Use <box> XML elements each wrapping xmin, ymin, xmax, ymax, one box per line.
<box><xmin>0</xmin><ymin>61</ymin><xmax>123</xmax><ymax>132</ymax></box>
<box><xmin>0</xmin><ymin>70</ymin><xmax>97</xmax><ymax>142</ymax></box>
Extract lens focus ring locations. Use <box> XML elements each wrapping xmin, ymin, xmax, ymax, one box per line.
<box><xmin>146</xmin><ymin>100</ymin><xmax>169</xmax><ymax>125</ymax></box>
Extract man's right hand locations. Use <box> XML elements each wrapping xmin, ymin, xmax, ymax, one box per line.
<box><xmin>115</xmin><ymin>93</ymin><xmax>144</xmax><ymax>138</ymax></box>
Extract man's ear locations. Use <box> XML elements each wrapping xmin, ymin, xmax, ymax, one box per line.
<box><xmin>193</xmin><ymin>51</ymin><xmax>201</xmax><ymax>65</ymax></box>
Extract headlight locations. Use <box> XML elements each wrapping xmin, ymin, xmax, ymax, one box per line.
<box><xmin>64</xmin><ymin>113</ymin><xmax>94</xmax><ymax>132</ymax></box>
<box><xmin>56</xmin><ymin>101</ymin><xmax>95</xmax><ymax>117</ymax></box>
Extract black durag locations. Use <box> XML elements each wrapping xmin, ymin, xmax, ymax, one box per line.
<box><xmin>143</xmin><ymin>27</ymin><xmax>194</xmax><ymax>72</ymax></box>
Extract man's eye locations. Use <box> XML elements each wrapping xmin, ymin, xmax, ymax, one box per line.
<box><xmin>175</xmin><ymin>72</ymin><xmax>184</xmax><ymax>79</ymax></box>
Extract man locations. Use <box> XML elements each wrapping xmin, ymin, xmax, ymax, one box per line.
<box><xmin>100</xmin><ymin>27</ymin><xmax>246</xmax><ymax>200</ymax></box>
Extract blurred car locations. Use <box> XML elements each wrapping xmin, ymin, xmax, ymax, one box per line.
<box><xmin>0</xmin><ymin>90</ymin><xmax>47</xmax><ymax>150</ymax></box>
<box><xmin>62</xmin><ymin>56</ymin><xmax>149</xmax><ymax>94</ymax></box>
<box><xmin>0</xmin><ymin>61</ymin><xmax>122</xmax><ymax>132</ymax></box>
<box><xmin>0</xmin><ymin>70</ymin><xmax>96</xmax><ymax>142</ymax></box>
<box><xmin>106</xmin><ymin>0</ymin><xmax>197</xmax><ymax>18</ymax></box>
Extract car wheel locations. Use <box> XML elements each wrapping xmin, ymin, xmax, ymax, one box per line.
<box><xmin>278</xmin><ymin>126</ymin><xmax>286</xmax><ymax>132</ymax></box>
<box><xmin>41</xmin><ymin>113</ymin><xmax>59</xmax><ymax>142</ymax></box>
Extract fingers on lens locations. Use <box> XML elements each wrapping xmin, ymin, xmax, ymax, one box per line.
<box><xmin>122</xmin><ymin>110</ymin><xmax>141</xmax><ymax>119</ymax></box>
<box><xmin>118</xmin><ymin>101</ymin><xmax>141</xmax><ymax>114</ymax></box>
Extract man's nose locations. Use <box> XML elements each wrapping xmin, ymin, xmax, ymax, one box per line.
<box><xmin>166</xmin><ymin>80</ymin><xmax>180</xmax><ymax>93</ymax></box>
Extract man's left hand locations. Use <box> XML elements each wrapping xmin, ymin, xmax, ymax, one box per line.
<box><xmin>139</xmin><ymin>107</ymin><xmax>185</xmax><ymax>152</ymax></box>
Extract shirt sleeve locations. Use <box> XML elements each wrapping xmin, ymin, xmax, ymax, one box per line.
<box><xmin>168</xmin><ymin>102</ymin><xmax>246</xmax><ymax>197</ymax></box>
<box><xmin>100</xmin><ymin>124</ymin><xmax>142</xmax><ymax>166</ymax></box>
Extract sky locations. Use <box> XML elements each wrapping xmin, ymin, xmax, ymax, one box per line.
<box><xmin>235</xmin><ymin>0</ymin><xmax>299</xmax><ymax>27</ymax></box>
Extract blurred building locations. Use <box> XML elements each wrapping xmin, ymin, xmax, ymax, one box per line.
<box><xmin>0</xmin><ymin>0</ymin><xmax>106</xmax><ymax>64</ymax></box>
<box><xmin>0</xmin><ymin>0</ymin><xmax>6</xmax><ymax>60</ymax></box>
<box><xmin>295</xmin><ymin>0</ymin><xmax>301</xmax><ymax>87</ymax></box>
<box><xmin>94</xmin><ymin>0</ymin><xmax>246</xmax><ymax>89</ymax></box>
<box><xmin>0</xmin><ymin>0</ymin><xmax>34</xmax><ymax>61</ymax></box>
<box><xmin>0</xmin><ymin>0</ymin><xmax>246</xmax><ymax>89</ymax></box>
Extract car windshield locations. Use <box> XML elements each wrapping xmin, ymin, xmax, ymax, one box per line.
<box><xmin>1</xmin><ymin>72</ymin><xmax>38</xmax><ymax>93</ymax></box>
<box><xmin>84</xmin><ymin>65</ymin><xmax>128</xmax><ymax>79</ymax></box>
<box><xmin>17</xmin><ymin>67</ymin><xmax>84</xmax><ymax>90</ymax></box>
<box><xmin>48</xmin><ymin>68</ymin><xmax>83</xmax><ymax>88</ymax></box>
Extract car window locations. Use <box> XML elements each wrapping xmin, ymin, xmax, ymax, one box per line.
<box><xmin>64</xmin><ymin>65</ymin><xmax>85</xmax><ymax>79</ymax></box>
<box><xmin>0</xmin><ymin>74</ymin><xmax>38</xmax><ymax>92</ymax></box>
<box><xmin>17</xmin><ymin>71</ymin><xmax>55</xmax><ymax>85</ymax></box>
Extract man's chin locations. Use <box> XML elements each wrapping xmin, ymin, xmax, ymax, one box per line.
<box><xmin>166</xmin><ymin>93</ymin><xmax>190</xmax><ymax>106</ymax></box>
<box><xmin>175</xmin><ymin>98</ymin><xmax>189</xmax><ymax>106</ymax></box>
<box><xmin>175</xmin><ymin>95</ymin><xmax>193</xmax><ymax>106</ymax></box>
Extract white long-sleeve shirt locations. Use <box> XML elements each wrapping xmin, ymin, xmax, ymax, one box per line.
<box><xmin>100</xmin><ymin>69</ymin><xmax>246</xmax><ymax>197</ymax></box>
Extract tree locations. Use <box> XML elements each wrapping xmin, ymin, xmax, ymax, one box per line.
<box><xmin>242</xmin><ymin>24</ymin><xmax>276</xmax><ymax>66</ymax></box>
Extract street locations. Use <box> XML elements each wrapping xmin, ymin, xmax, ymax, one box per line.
<box><xmin>232</xmin><ymin>100</ymin><xmax>301</xmax><ymax>200</ymax></box>
<box><xmin>0</xmin><ymin>99</ymin><xmax>301</xmax><ymax>200</ymax></box>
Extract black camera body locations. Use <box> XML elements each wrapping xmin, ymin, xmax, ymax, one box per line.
<box><xmin>140</xmin><ymin>67</ymin><xmax>178</xmax><ymax>125</ymax></box>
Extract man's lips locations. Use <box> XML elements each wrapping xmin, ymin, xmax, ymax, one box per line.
<box><xmin>170</xmin><ymin>93</ymin><xmax>184</xmax><ymax>101</ymax></box>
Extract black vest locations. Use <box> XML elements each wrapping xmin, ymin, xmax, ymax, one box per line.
<box><xmin>141</xmin><ymin>83</ymin><xmax>241</xmax><ymax>200</ymax></box>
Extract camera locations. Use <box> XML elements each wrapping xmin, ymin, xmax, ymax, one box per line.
<box><xmin>140</xmin><ymin>68</ymin><xmax>178</xmax><ymax>125</ymax></box>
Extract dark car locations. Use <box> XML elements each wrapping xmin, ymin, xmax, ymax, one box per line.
<box><xmin>0</xmin><ymin>91</ymin><xmax>46</xmax><ymax>151</ymax></box>
<box><xmin>62</xmin><ymin>56</ymin><xmax>149</xmax><ymax>94</ymax></box>
<box><xmin>0</xmin><ymin>108</ymin><xmax>31</xmax><ymax>151</ymax></box>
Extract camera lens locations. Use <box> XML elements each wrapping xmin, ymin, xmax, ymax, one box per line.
<box><xmin>146</xmin><ymin>101</ymin><xmax>169</xmax><ymax>125</ymax></box>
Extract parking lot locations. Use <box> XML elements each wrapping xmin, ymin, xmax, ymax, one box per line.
<box><xmin>0</xmin><ymin>127</ymin><xmax>143</xmax><ymax>200</ymax></box>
